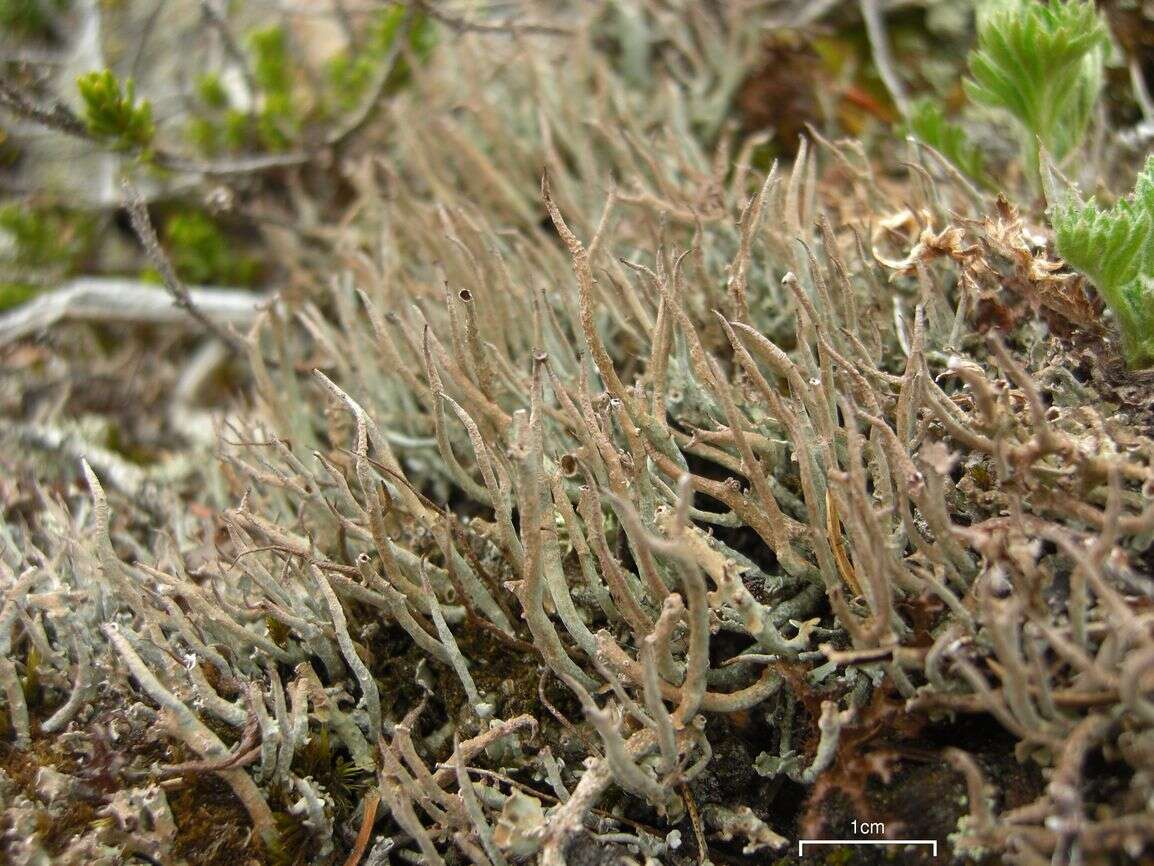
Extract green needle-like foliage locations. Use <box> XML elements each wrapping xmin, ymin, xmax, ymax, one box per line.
<box><xmin>326</xmin><ymin>7</ymin><xmax>435</xmax><ymax>111</ymax></box>
<box><xmin>964</xmin><ymin>0</ymin><xmax>1107</xmax><ymax>178</ymax></box>
<box><xmin>248</xmin><ymin>26</ymin><xmax>300</xmax><ymax>151</ymax></box>
<box><xmin>250</xmin><ymin>26</ymin><xmax>293</xmax><ymax>106</ymax></box>
<box><xmin>1053</xmin><ymin>156</ymin><xmax>1154</xmax><ymax>367</ymax></box>
<box><xmin>194</xmin><ymin>73</ymin><xmax>230</xmax><ymax>111</ymax></box>
<box><xmin>76</xmin><ymin>69</ymin><xmax>155</xmax><ymax>152</ymax></box>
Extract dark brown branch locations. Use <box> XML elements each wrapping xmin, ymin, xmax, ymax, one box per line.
<box><xmin>0</xmin><ymin>79</ymin><xmax>90</xmax><ymax>138</ymax></box>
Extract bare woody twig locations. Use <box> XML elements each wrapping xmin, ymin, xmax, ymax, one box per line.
<box><xmin>859</xmin><ymin>0</ymin><xmax>909</xmax><ymax>115</ymax></box>
<box><xmin>0</xmin><ymin>79</ymin><xmax>89</xmax><ymax>137</ymax></box>
<box><xmin>0</xmin><ymin>277</ymin><xmax>272</xmax><ymax>346</ymax></box>
<box><xmin>341</xmin><ymin>792</ymin><xmax>381</xmax><ymax>866</ymax></box>
<box><xmin>199</xmin><ymin>0</ymin><xmax>258</xmax><ymax>99</ymax></box>
<box><xmin>123</xmin><ymin>181</ymin><xmax>247</xmax><ymax>352</ymax></box>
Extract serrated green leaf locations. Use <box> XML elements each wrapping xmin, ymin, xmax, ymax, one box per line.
<box><xmin>965</xmin><ymin>0</ymin><xmax>1107</xmax><ymax>169</ymax></box>
<box><xmin>1052</xmin><ymin>156</ymin><xmax>1154</xmax><ymax>367</ymax></box>
<box><xmin>1054</xmin><ymin>203</ymin><xmax>1148</xmax><ymax>295</ymax></box>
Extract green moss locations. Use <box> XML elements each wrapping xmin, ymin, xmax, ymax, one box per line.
<box><xmin>367</xmin><ymin>6</ymin><xmax>437</xmax><ymax>74</ymax></box>
<box><xmin>187</xmin><ymin>27</ymin><xmax>308</xmax><ymax>155</ymax></box>
<box><xmin>185</xmin><ymin>11</ymin><xmax>434</xmax><ymax>156</ymax></box>
<box><xmin>290</xmin><ymin>725</ymin><xmax>372</xmax><ymax>819</ymax></box>
<box><xmin>186</xmin><ymin>116</ymin><xmax>223</xmax><ymax>156</ymax></box>
<box><xmin>265</xmin><ymin>615</ymin><xmax>291</xmax><ymax>649</ymax></box>
<box><xmin>326</xmin><ymin>53</ymin><xmax>378</xmax><ymax>112</ymax></box>
<box><xmin>254</xmin><ymin>107</ymin><xmax>294</xmax><ymax>152</ymax></box>
<box><xmin>0</xmin><ymin>203</ymin><xmax>91</xmax><ymax>268</ymax></box>
<box><xmin>823</xmin><ymin>846</ymin><xmax>856</xmax><ymax>866</ymax></box>
<box><xmin>266</xmin><ymin>811</ymin><xmax>310</xmax><ymax>866</ymax></box>
<box><xmin>223</xmin><ymin>109</ymin><xmax>252</xmax><ymax>151</ymax></box>
<box><xmin>248</xmin><ymin>26</ymin><xmax>302</xmax><ymax>149</ymax></box>
<box><xmin>0</xmin><ymin>282</ymin><xmax>40</xmax><ymax>311</ymax></box>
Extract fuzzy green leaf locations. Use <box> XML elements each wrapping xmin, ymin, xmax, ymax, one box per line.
<box><xmin>964</xmin><ymin>0</ymin><xmax>1107</xmax><ymax>165</ymax></box>
<box><xmin>1053</xmin><ymin>202</ymin><xmax>1149</xmax><ymax>296</ymax></box>
<box><xmin>1052</xmin><ymin>156</ymin><xmax>1154</xmax><ymax>367</ymax></box>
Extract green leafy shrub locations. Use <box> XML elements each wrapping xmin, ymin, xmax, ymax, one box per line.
<box><xmin>77</xmin><ymin>69</ymin><xmax>155</xmax><ymax>152</ymax></box>
<box><xmin>189</xmin><ymin>27</ymin><xmax>306</xmax><ymax>154</ymax></box>
<box><xmin>0</xmin><ymin>203</ymin><xmax>94</xmax><ymax>309</ymax></box>
<box><xmin>164</xmin><ymin>211</ymin><xmax>259</xmax><ymax>286</ymax></box>
<box><xmin>195</xmin><ymin>73</ymin><xmax>230</xmax><ymax>111</ymax></box>
<box><xmin>906</xmin><ymin>97</ymin><xmax>989</xmax><ymax>187</ymax></box>
<box><xmin>325</xmin><ymin>7</ymin><xmax>435</xmax><ymax>111</ymax></box>
<box><xmin>250</xmin><ymin>26</ymin><xmax>293</xmax><ymax>103</ymax></box>
<box><xmin>0</xmin><ymin>203</ymin><xmax>93</xmax><ymax>268</ymax></box>
<box><xmin>0</xmin><ymin>0</ymin><xmax>67</xmax><ymax>39</ymax></box>
<box><xmin>249</xmin><ymin>26</ymin><xmax>298</xmax><ymax>150</ymax></box>
<box><xmin>1052</xmin><ymin>155</ymin><xmax>1154</xmax><ymax>367</ymax></box>
<box><xmin>186</xmin><ymin>12</ymin><xmax>434</xmax><ymax>155</ymax></box>
<box><xmin>964</xmin><ymin>0</ymin><xmax>1108</xmax><ymax>179</ymax></box>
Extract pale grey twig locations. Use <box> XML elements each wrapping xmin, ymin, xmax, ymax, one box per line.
<box><xmin>0</xmin><ymin>79</ymin><xmax>89</xmax><ymax>138</ymax></box>
<box><xmin>200</xmin><ymin>0</ymin><xmax>258</xmax><ymax>100</ymax></box>
<box><xmin>0</xmin><ymin>276</ymin><xmax>271</xmax><ymax>346</ymax></box>
<box><xmin>407</xmin><ymin>0</ymin><xmax>571</xmax><ymax>36</ymax></box>
<box><xmin>859</xmin><ymin>0</ymin><xmax>909</xmax><ymax>116</ymax></box>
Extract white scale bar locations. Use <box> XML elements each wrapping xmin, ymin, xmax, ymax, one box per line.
<box><xmin>799</xmin><ymin>839</ymin><xmax>938</xmax><ymax>857</ymax></box>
